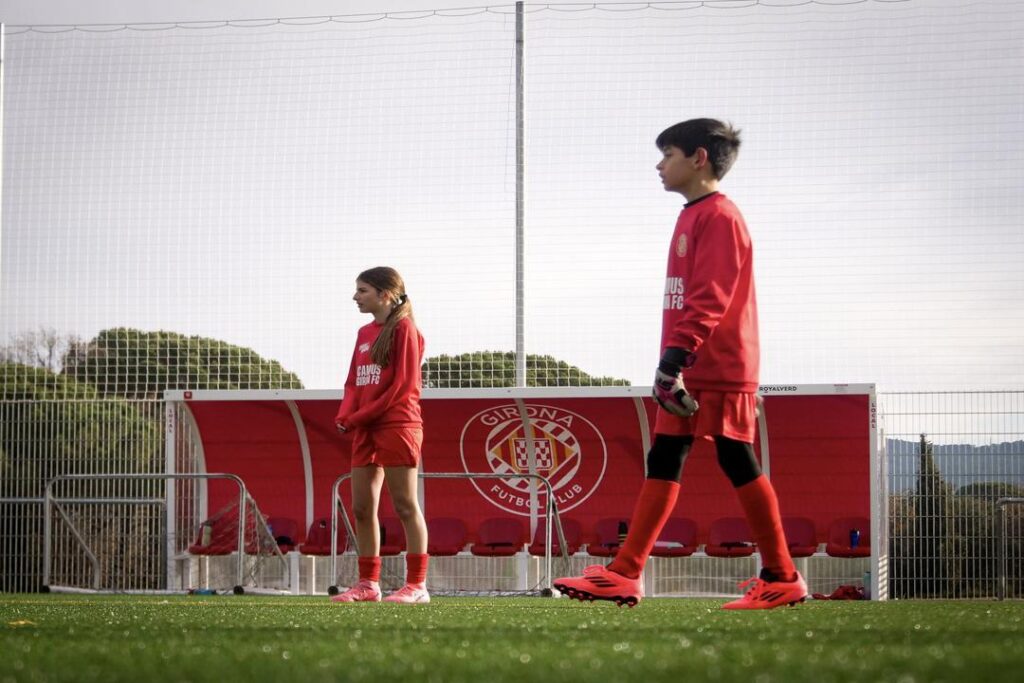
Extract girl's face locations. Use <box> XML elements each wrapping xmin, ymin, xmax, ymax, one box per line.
<box><xmin>353</xmin><ymin>279</ymin><xmax>391</xmax><ymax>317</ymax></box>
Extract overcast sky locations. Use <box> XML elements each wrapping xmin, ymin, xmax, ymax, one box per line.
<box><xmin>3</xmin><ymin>1</ymin><xmax>1023</xmax><ymax>412</ymax></box>
<box><xmin>2</xmin><ymin>1</ymin><xmax>447</xmax><ymax>25</ymax></box>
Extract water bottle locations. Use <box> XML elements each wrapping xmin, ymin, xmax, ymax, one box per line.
<box><xmin>200</xmin><ymin>523</ymin><xmax>213</xmax><ymax>547</ymax></box>
<box><xmin>849</xmin><ymin>528</ymin><xmax>860</xmax><ymax>548</ymax></box>
<box><xmin>617</xmin><ymin>521</ymin><xmax>628</xmax><ymax>546</ymax></box>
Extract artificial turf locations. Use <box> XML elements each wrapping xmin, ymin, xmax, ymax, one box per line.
<box><xmin>1</xmin><ymin>594</ymin><xmax>1022</xmax><ymax>682</ymax></box>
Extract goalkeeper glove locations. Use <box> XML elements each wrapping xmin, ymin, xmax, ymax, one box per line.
<box><xmin>653</xmin><ymin>347</ymin><xmax>698</xmax><ymax>417</ymax></box>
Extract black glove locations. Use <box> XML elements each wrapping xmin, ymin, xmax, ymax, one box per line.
<box><xmin>652</xmin><ymin>347</ymin><xmax>698</xmax><ymax>417</ymax></box>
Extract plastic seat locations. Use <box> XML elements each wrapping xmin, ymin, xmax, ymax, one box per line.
<box><xmin>469</xmin><ymin>517</ymin><xmax>526</xmax><ymax>557</ymax></box>
<box><xmin>528</xmin><ymin>517</ymin><xmax>583</xmax><ymax>557</ymax></box>
<box><xmin>426</xmin><ymin>517</ymin><xmax>469</xmax><ymax>556</ymax></box>
<box><xmin>782</xmin><ymin>516</ymin><xmax>819</xmax><ymax>558</ymax></box>
<box><xmin>704</xmin><ymin>517</ymin><xmax>756</xmax><ymax>557</ymax></box>
<box><xmin>379</xmin><ymin>517</ymin><xmax>407</xmax><ymax>556</ymax></box>
<box><xmin>587</xmin><ymin>518</ymin><xmax>629</xmax><ymax>558</ymax></box>
<box><xmin>650</xmin><ymin>517</ymin><xmax>698</xmax><ymax>557</ymax></box>
<box><xmin>188</xmin><ymin>506</ymin><xmax>260</xmax><ymax>555</ymax></box>
<box><xmin>298</xmin><ymin>517</ymin><xmax>348</xmax><ymax>556</ymax></box>
<box><xmin>825</xmin><ymin>516</ymin><xmax>871</xmax><ymax>558</ymax></box>
<box><xmin>265</xmin><ymin>516</ymin><xmax>300</xmax><ymax>553</ymax></box>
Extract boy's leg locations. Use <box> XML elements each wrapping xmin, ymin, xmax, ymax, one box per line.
<box><xmin>554</xmin><ymin>435</ymin><xmax>690</xmax><ymax>606</ymax></box>
<box><xmin>607</xmin><ymin>434</ymin><xmax>692</xmax><ymax>578</ymax></box>
<box><xmin>714</xmin><ymin>436</ymin><xmax>796</xmax><ymax>580</ymax></box>
<box><xmin>715</xmin><ymin>436</ymin><xmax>806</xmax><ymax>609</ymax></box>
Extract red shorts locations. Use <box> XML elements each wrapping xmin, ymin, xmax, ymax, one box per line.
<box><xmin>351</xmin><ymin>427</ymin><xmax>423</xmax><ymax>468</ymax></box>
<box><xmin>654</xmin><ymin>390</ymin><xmax>757</xmax><ymax>443</ymax></box>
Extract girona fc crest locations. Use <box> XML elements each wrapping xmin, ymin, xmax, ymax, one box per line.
<box><xmin>459</xmin><ymin>403</ymin><xmax>608</xmax><ymax>515</ymax></box>
<box><xmin>676</xmin><ymin>234</ymin><xmax>688</xmax><ymax>257</ymax></box>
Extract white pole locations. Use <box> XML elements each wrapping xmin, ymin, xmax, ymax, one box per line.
<box><xmin>514</xmin><ymin>2</ymin><xmax>526</xmax><ymax>387</ymax></box>
<box><xmin>164</xmin><ymin>400</ymin><xmax>178</xmax><ymax>590</ymax></box>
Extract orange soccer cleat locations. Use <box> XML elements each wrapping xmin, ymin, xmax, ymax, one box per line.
<box><xmin>554</xmin><ymin>564</ymin><xmax>644</xmax><ymax>608</ymax></box>
<box><xmin>330</xmin><ymin>579</ymin><xmax>382</xmax><ymax>603</ymax></box>
<box><xmin>722</xmin><ymin>572</ymin><xmax>808</xmax><ymax>610</ymax></box>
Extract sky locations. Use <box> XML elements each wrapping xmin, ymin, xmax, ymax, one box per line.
<box><xmin>2</xmin><ymin>0</ymin><xmax>1023</xmax><ymax>411</ymax></box>
<box><xmin>1</xmin><ymin>1</ymin><xmax>448</xmax><ymax>25</ymax></box>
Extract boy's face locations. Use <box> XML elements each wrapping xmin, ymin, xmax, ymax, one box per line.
<box><xmin>656</xmin><ymin>145</ymin><xmax>705</xmax><ymax>196</ymax></box>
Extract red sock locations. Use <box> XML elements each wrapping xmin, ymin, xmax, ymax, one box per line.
<box><xmin>734</xmin><ymin>475</ymin><xmax>797</xmax><ymax>581</ymax></box>
<box><xmin>608</xmin><ymin>479</ymin><xmax>680</xmax><ymax>579</ymax></box>
<box><xmin>405</xmin><ymin>553</ymin><xmax>429</xmax><ymax>585</ymax></box>
<box><xmin>358</xmin><ymin>556</ymin><xmax>381</xmax><ymax>583</ymax></box>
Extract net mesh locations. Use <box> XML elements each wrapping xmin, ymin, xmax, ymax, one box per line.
<box><xmin>2</xmin><ymin>1</ymin><xmax>1022</xmax><ymax>396</ymax></box>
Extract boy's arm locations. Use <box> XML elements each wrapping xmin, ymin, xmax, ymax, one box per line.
<box><xmin>340</xmin><ymin>323</ymin><xmax>420</xmax><ymax>429</ymax></box>
<box><xmin>654</xmin><ymin>211</ymin><xmax>748</xmax><ymax>416</ymax></box>
<box><xmin>665</xmin><ymin>211</ymin><xmax>749</xmax><ymax>354</ymax></box>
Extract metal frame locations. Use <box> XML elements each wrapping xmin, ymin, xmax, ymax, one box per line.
<box><xmin>43</xmin><ymin>472</ymin><xmax>251</xmax><ymax>592</ymax></box>
<box><xmin>329</xmin><ymin>471</ymin><xmax>566</xmax><ymax>595</ymax></box>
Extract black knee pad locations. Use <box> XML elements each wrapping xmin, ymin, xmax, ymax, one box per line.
<box><xmin>714</xmin><ymin>436</ymin><xmax>762</xmax><ymax>487</ymax></box>
<box><xmin>646</xmin><ymin>435</ymin><xmax>693</xmax><ymax>482</ymax></box>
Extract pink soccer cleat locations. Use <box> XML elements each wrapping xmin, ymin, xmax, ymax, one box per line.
<box><xmin>554</xmin><ymin>564</ymin><xmax>644</xmax><ymax>607</ymax></box>
<box><xmin>330</xmin><ymin>579</ymin><xmax>382</xmax><ymax>603</ymax></box>
<box><xmin>383</xmin><ymin>583</ymin><xmax>431</xmax><ymax>604</ymax></box>
<box><xmin>722</xmin><ymin>572</ymin><xmax>808</xmax><ymax>610</ymax></box>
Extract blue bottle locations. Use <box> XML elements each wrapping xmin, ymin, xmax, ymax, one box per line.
<box><xmin>849</xmin><ymin>528</ymin><xmax>860</xmax><ymax>548</ymax></box>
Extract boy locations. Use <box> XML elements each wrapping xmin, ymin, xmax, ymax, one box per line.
<box><xmin>554</xmin><ymin>118</ymin><xmax>807</xmax><ymax>609</ymax></box>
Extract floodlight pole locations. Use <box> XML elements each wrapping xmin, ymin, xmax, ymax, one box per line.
<box><xmin>514</xmin><ymin>1</ymin><xmax>526</xmax><ymax>387</ymax></box>
<box><xmin>1</xmin><ymin>23</ymin><xmax>6</xmax><ymax>272</ymax></box>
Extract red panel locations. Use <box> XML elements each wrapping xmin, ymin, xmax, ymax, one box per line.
<box><xmin>186</xmin><ymin>401</ymin><xmax>307</xmax><ymax>536</ymax></box>
<box><xmin>421</xmin><ymin>397</ymin><xmax>647</xmax><ymax>544</ymax></box>
<box><xmin>182</xmin><ymin>390</ymin><xmax>872</xmax><ymax>551</ymax></box>
<box><xmin>293</xmin><ymin>400</ymin><xmax>357</xmax><ymax>524</ymax></box>
<box><xmin>762</xmin><ymin>394</ymin><xmax>872</xmax><ymax>543</ymax></box>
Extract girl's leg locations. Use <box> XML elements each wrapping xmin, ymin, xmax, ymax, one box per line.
<box><xmin>351</xmin><ymin>465</ymin><xmax>385</xmax><ymax>557</ymax></box>
<box><xmin>331</xmin><ymin>466</ymin><xmax>386</xmax><ymax>602</ymax></box>
<box><xmin>383</xmin><ymin>466</ymin><xmax>428</xmax><ymax>555</ymax></box>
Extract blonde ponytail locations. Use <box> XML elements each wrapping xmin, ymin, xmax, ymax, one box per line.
<box><xmin>371</xmin><ymin>296</ymin><xmax>413</xmax><ymax>368</ymax></box>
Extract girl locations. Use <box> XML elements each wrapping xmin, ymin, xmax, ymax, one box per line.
<box><xmin>331</xmin><ymin>267</ymin><xmax>429</xmax><ymax>604</ymax></box>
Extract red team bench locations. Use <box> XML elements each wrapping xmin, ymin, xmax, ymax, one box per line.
<box><xmin>169</xmin><ymin>386</ymin><xmax>879</xmax><ymax>589</ymax></box>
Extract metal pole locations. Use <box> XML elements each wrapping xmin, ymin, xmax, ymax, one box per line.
<box><xmin>1</xmin><ymin>22</ymin><xmax>6</xmax><ymax>273</ymax></box>
<box><xmin>236</xmin><ymin>484</ymin><xmax>247</xmax><ymax>592</ymax></box>
<box><xmin>514</xmin><ymin>1</ymin><xmax>526</xmax><ymax>387</ymax></box>
<box><xmin>995</xmin><ymin>497</ymin><xmax>1024</xmax><ymax>600</ymax></box>
<box><xmin>998</xmin><ymin>502</ymin><xmax>1006</xmax><ymax>601</ymax></box>
<box><xmin>43</xmin><ymin>483</ymin><xmax>52</xmax><ymax>590</ymax></box>
<box><xmin>164</xmin><ymin>401</ymin><xmax>177</xmax><ymax>590</ymax></box>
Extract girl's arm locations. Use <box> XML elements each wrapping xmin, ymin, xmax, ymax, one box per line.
<box><xmin>334</xmin><ymin>345</ymin><xmax>361</xmax><ymax>430</ymax></box>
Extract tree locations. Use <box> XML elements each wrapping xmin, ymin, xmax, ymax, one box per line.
<box><xmin>905</xmin><ymin>436</ymin><xmax>950</xmax><ymax>593</ymax></box>
<box><xmin>421</xmin><ymin>351</ymin><xmax>630</xmax><ymax>388</ymax></box>
<box><xmin>0</xmin><ymin>326</ymin><xmax>84</xmax><ymax>373</ymax></box>
<box><xmin>62</xmin><ymin>327</ymin><xmax>303</xmax><ymax>399</ymax></box>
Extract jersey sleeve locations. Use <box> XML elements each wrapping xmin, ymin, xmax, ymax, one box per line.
<box><xmin>333</xmin><ymin>344</ymin><xmax>360</xmax><ymax>428</ymax></box>
<box><xmin>666</xmin><ymin>211</ymin><xmax>750</xmax><ymax>353</ymax></box>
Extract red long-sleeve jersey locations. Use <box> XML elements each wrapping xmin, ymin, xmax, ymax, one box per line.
<box><xmin>335</xmin><ymin>317</ymin><xmax>425</xmax><ymax>431</ymax></box>
<box><xmin>661</xmin><ymin>192</ymin><xmax>759</xmax><ymax>392</ymax></box>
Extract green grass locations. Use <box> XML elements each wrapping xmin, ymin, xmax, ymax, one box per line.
<box><xmin>2</xmin><ymin>595</ymin><xmax>1023</xmax><ymax>682</ymax></box>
